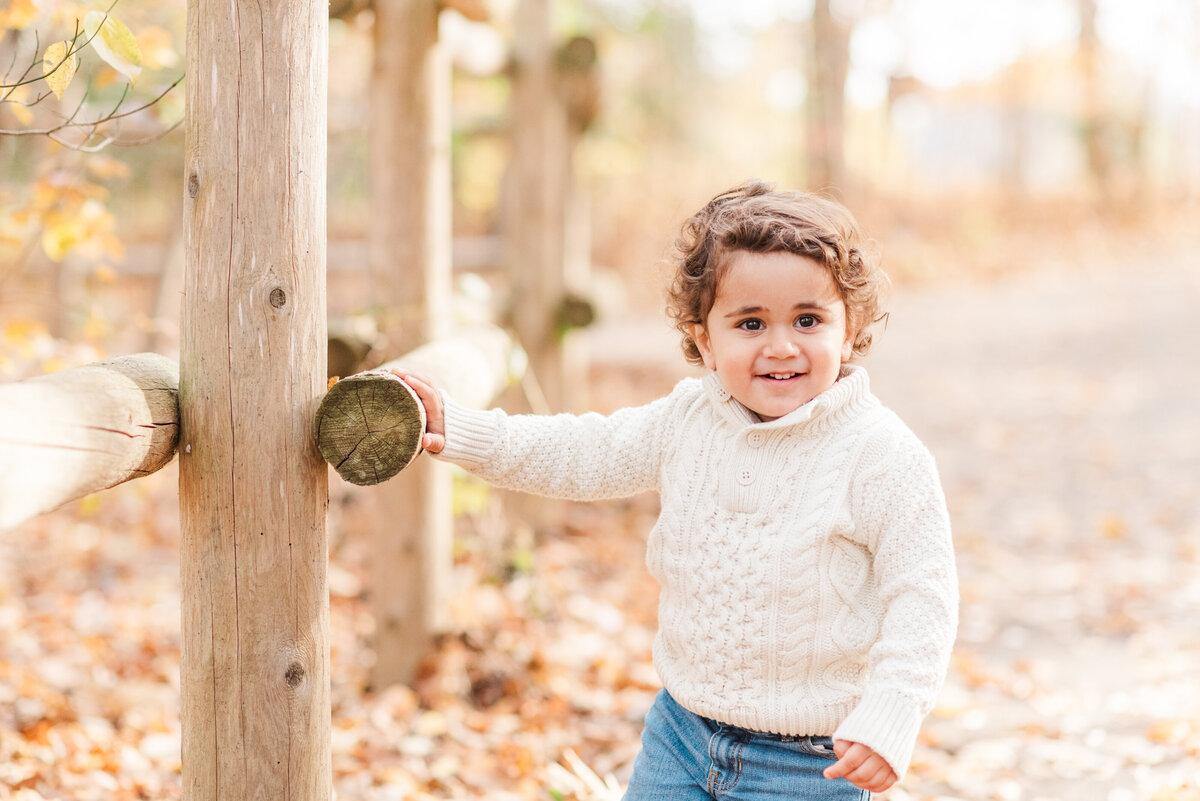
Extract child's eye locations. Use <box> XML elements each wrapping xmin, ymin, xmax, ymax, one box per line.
<box><xmin>795</xmin><ymin>314</ymin><xmax>819</xmax><ymax>329</ymax></box>
<box><xmin>737</xmin><ymin>319</ymin><xmax>764</xmax><ymax>331</ymax></box>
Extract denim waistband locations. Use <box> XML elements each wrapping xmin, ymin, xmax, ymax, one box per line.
<box><xmin>703</xmin><ymin>716</ymin><xmax>834</xmax><ymax>745</ymax></box>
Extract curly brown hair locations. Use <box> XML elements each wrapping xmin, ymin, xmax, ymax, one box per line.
<box><xmin>666</xmin><ymin>180</ymin><xmax>888</xmax><ymax>366</ymax></box>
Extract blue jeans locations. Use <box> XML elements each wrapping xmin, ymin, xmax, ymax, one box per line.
<box><xmin>623</xmin><ymin>690</ymin><xmax>870</xmax><ymax>801</ymax></box>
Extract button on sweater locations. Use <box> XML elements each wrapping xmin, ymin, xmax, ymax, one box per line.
<box><xmin>434</xmin><ymin>364</ymin><xmax>958</xmax><ymax>777</ymax></box>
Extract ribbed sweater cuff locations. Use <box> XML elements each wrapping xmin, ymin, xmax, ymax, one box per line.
<box><xmin>832</xmin><ymin>689</ymin><xmax>926</xmax><ymax>778</ymax></box>
<box><xmin>435</xmin><ymin>392</ymin><xmax>500</xmax><ymax>468</ymax></box>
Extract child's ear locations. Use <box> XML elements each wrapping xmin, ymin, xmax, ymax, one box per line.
<box><xmin>841</xmin><ymin>317</ymin><xmax>857</xmax><ymax>362</ymax></box>
<box><xmin>691</xmin><ymin>324</ymin><xmax>716</xmax><ymax>370</ymax></box>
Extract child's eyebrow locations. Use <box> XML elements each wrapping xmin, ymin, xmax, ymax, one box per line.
<box><xmin>722</xmin><ymin>301</ymin><xmax>832</xmax><ymax>318</ymax></box>
<box><xmin>723</xmin><ymin>305</ymin><xmax>766</xmax><ymax>318</ymax></box>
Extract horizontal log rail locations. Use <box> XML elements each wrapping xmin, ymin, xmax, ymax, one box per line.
<box><xmin>315</xmin><ymin>325</ymin><xmax>521</xmax><ymax>485</ymax></box>
<box><xmin>0</xmin><ymin>353</ymin><xmax>180</xmax><ymax>532</ymax></box>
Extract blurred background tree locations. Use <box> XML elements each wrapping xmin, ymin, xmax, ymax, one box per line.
<box><xmin>1</xmin><ymin>0</ymin><xmax>183</xmax><ymax>365</ymax></box>
<box><xmin>2</xmin><ymin>0</ymin><xmax>1197</xmax><ymax>374</ymax></box>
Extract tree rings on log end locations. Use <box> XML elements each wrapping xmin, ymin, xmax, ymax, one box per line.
<box><xmin>314</xmin><ymin>370</ymin><xmax>427</xmax><ymax>486</ymax></box>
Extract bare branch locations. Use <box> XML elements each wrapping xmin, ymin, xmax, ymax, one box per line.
<box><xmin>102</xmin><ymin>74</ymin><xmax>184</xmax><ymax>123</ymax></box>
<box><xmin>0</xmin><ymin>0</ymin><xmax>181</xmax><ymax>152</ymax></box>
<box><xmin>0</xmin><ymin>73</ymin><xmax>184</xmax><ymax>141</ymax></box>
<box><xmin>110</xmin><ymin>116</ymin><xmax>183</xmax><ymax>148</ymax></box>
<box><xmin>1</xmin><ymin>19</ymin><xmax>92</xmax><ymax>93</ymax></box>
<box><xmin>0</xmin><ymin>30</ymin><xmax>43</xmax><ymax>101</ymax></box>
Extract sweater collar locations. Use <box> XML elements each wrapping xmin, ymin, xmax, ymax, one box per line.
<box><xmin>702</xmin><ymin>364</ymin><xmax>873</xmax><ymax>431</ymax></box>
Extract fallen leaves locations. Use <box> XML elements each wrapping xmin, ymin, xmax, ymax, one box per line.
<box><xmin>1147</xmin><ymin>720</ymin><xmax>1200</xmax><ymax>756</ymax></box>
<box><xmin>3</xmin><ymin>266</ymin><xmax>1200</xmax><ymax>800</ymax></box>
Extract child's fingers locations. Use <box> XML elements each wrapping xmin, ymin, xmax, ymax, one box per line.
<box><xmin>389</xmin><ymin>368</ymin><xmax>448</xmax><ymax>454</ymax></box>
<box><xmin>390</xmin><ymin>367</ymin><xmax>434</xmax><ymax>397</ymax></box>
<box><xmin>863</xmin><ymin>763</ymin><xmax>898</xmax><ymax>793</ymax></box>
<box><xmin>823</xmin><ymin>741</ymin><xmax>897</xmax><ymax>793</ymax></box>
<box><xmin>846</xmin><ymin>759</ymin><xmax>896</xmax><ymax>793</ymax></box>
<box><xmin>389</xmin><ymin>367</ymin><xmax>446</xmax><ymax>431</ymax></box>
<box><xmin>823</xmin><ymin>739</ymin><xmax>858</xmax><ymax>777</ymax></box>
<box><xmin>822</xmin><ymin>744</ymin><xmax>859</xmax><ymax>780</ymax></box>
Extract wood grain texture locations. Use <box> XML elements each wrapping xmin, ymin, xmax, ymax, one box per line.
<box><xmin>315</xmin><ymin>370</ymin><xmax>425</xmax><ymax>486</ymax></box>
<box><xmin>179</xmin><ymin>0</ymin><xmax>330</xmax><ymax>797</ymax></box>
<box><xmin>0</xmin><ymin>353</ymin><xmax>179</xmax><ymax>532</ymax></box>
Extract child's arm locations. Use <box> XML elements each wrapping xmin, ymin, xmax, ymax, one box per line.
<box><xmin>392</xmin><ymin>367</ymin><xmax>685</xmax><ymax>500</ymax></box>
<box><xmin>833</xmin><ymin>428</ymin><xmax>959</xmax><ymax>782</ymax></box>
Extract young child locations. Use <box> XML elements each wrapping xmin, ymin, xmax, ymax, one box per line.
<box><xmin>393</xmin><ymin>181</ymin><xmax>958</xmax><ymax>799</ymax></box>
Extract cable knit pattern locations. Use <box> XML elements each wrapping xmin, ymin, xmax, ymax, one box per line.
<box><xmin>434</xmin><ymin>365</ymin><xmax>958</xmax><ymax>778</ymax></box>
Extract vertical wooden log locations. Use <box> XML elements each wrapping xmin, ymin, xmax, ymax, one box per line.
<box><xmin>507</xmin><ymin>0</ymin><xmax>568</xmax><ymax>410</ymax></box>
<box><xmin>180</xmin><ymin>0</ymin><xmax>330</xmax><ymax>797</ymax></box>
<box><xmin>497</xmin><ymin>0</ymin><xmax>578</xmax><ymax>536</ymax></box>
<box><xmin>1077</xmin><ymin>0</ymin><xmax>1112</xmax><ymax>208</ymax></box>
<box><xmin>1002</xmin><ymin>57</ymin><xmax>1031</xmax><ymax>216</ymax></box>
<box><xmin>557</xmin><ymin>36</ymin><xmax>600</xmax><ymax>413</ymax></box>
<box><xmin>807</xmin><ymin>0</ymin><xmax>849</xmax><ymax>196</ymax></box>
<box><xmin>367</xmin><ymin>0</ymin><xmax>454</xmax><ymax>688</ymax></box>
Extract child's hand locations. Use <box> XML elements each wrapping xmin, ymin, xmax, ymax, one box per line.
<box><xmin>389</xmin><ymin>367</ymin><xmax>446</xmax><ymax>454</ymax></box>
<box><xmin>823</xmin><ymin>740</ymin><xmax>897</xmax><ymax>793</ymax></box>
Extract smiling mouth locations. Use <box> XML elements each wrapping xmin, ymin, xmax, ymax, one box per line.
<box><xmin>763</xmin><ymin>372</ymin><xmax>802</xmax><ymax>381</ymax></box>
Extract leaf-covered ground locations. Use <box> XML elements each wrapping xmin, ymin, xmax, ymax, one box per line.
<box><xmin>2</xmin><ymin>257</ymin><xmax>1199</xmax><ymax>800</ymax></box>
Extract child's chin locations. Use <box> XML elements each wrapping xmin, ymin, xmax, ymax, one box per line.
<box><xmin>754</xmin><ymin>402</ymin><xmax>808</xmax><ymax>421</ymax></box>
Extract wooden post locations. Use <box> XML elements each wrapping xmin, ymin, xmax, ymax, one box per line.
<box><xmin>507</xmin><ymin>0</ymin><xmax>569</xmax><ymax>410</ymax></box>
<box><xmin>0</xmin><ymin>353</ymin><xmax>179</xmax><ymax>532</ymax></box>
<box><xmin>1077</xmin><ymin>0</ymin><xmax>1112</xmax><ymax>208</ymax></box>
<box><xmin>179</xmin><ymin>0</ymin><xmax>330</xmax><ymax>797</ymax></box>
<box><xmin>367</xmin><ymin>0</ymin><xmax>454</xmax><ymax>688</ymax></box>
<box><xmin>556</xmin><ymin>35</ymin><xmax>600</xmax><ymax>412</ymax></box>
<box><xmin>808</xmin><ymin>0</ymin><xmax>849</xmax><ymax>196</ymax></box>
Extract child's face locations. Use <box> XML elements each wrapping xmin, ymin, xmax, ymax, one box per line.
<box><xmin>692</xmin><ymin>250</ymin><xmax>853</xmax><ymax>422</ymax></box>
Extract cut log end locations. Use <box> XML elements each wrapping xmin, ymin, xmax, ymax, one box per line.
<box><xmin>314</xmin><ymin>371</ymin><xmax>427</xmax><ymax>486</ymax></box>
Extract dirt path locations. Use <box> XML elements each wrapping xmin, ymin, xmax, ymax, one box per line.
<box><xmin>860</xmin><ymin>265</ymin><xmax>1200</xmax><ymax>800</ymax></box>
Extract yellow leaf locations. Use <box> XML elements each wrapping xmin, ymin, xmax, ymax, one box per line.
<box><xmin>83</xmin><ymin>10</ymin><xmax>142</xmax><ymax>84</ymax></box>
<box><xmin>4</xmin><ymin>319</ymin><xmax>47</xmax><ymax>345</ymax></box>
<box><xmin>136</xmin><ymin>25</ymin><xmax>178</xmax><ymax>69</ymax></box>
<box><xmin>1146</xmin><ymin>718</ymin><xmax>1198</xmax><ymax>745</ymax></box>
<box><xmin>43</xmin><ymin>41</ymin><xmax>78</xmax><ymax>99</ymax></box>
<box><xmin>0</xmin><ymin>0</ymin><xmax>39</xmax><ymax>30</ymax></box>
<box><xmin>10</xmin><ymin>101</ymin><xmax>34</xmax><ymax>126</ymax></box>
<box><xmin>5</xmin><ymin>85</ymin><xmax>34</xmax><ymax>125</ymax></box>
<box><xmin>93</xmin><ymin>67</ymin><xmax>120</xmax><ymax>88</ymax></box>
<box><xmin>40</xmin><ymin>355</ymin><xmax>67</xmax><ymax>375</ymax></box>
<box><xmin>79</xmin><ymin>180</ymin><xmax>109</xmax><ymax>201</ymax></box>
<box><xmin>42</xmin><ymin>221</ymin><xmax>79</xmax><ymax>262</ymax></box>
<box><xmin>85</xmin><ymin>154</ymin><xmax>131</xmax><ymax>180</ymax></box>
<box><xmin>92</xmin><ymin>264</ymin><xmax>118</xmax><ymax>284</ymax></box>
<box><xmin>76</xmin><ymin>493</ymin><xmax>104</xmax><ymax>517</ymax></box>
<box><xmin>1100</xmin><ymin>515</ymin><xmax>1126</xmax><ymax>540</ymax></box>
<box><xmin>82</xmin><ymin>309</ymin><xmax>109</xmax><ymax>341</ymax></box>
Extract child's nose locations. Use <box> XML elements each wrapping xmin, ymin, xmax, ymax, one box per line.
<box><xmin>764</xmin><ymin>331</ymin><xmax>799</xmax><ymax>357</ymax></box>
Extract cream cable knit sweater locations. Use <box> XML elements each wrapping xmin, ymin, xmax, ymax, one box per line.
<box><xmin>435</xmin><ymin>364</ymin><xmax>958</xmax><ymax>777</ymax></box>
